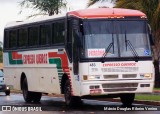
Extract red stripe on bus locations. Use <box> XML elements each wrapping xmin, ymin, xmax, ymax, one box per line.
<box><xmin>48</xmin><ymin>52</ymin><xmax>68</xmax><ymax>67</ymax></box>
<box><xmin>12</xmin><ymin>52</ymin><xmax>22</xmax><ymax>60</ymax></box>
<box><xmin>48</xmin><ymin>52</ymin><xmax>74</xmax><ymax>95</ymax></box>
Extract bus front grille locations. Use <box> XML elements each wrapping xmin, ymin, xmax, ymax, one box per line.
<box><xmin>102</xmin><ymin>83</ymin><xmax>138</xmax><ymax>88</ymax></box>
<box><xmin>103</xmin><ymin>75</ymin><xmax>118</xmax><ymax>79</ymax></box>
<box><xmin>103</xmin><ymin>88</ymin><xmax>137</xmax><ymax>92</ymax></box>
<box><xmin>102</xmin><ymin>83</ymin><xmax>138</xmax><ymax>92</ymax></box>
<box><xmin>122</xmin><ymin>74</ymin><xmax>137</xmax><ymax>78</ymax></box>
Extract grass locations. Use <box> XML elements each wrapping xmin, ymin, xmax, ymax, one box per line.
<box><xmin>135</xmin><ymin>94</ymin><xmax>160</xmax><ymax>101</ymax></box>
<box><xmin>154</xmin><ymin>88</ymin><xmax>160</xmax><ymax>91</ymax></box>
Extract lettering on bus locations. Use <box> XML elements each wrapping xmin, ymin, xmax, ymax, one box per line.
<box><xmin>36</xmin><ymin>54</ymin><xmax>48</xmax><ymax>64</ymax></box>
<box><xmin>88</xmin><ymin>49</ymin><xmax>105</xmax><ymax>58</ymax></box>
<box><xmin>23</xmin><ymin>54</ymin><xmax>35</xmax><ymax>64</ymax></box>
<box><xmin>23</xmin><ymin>54</ymin><xmax>48</xmax><ymax>64</ymax></box>
<box><xmin>103</xmin><ymin>63</ymin><xmax>137</xmax><ymax>67</ymax></box>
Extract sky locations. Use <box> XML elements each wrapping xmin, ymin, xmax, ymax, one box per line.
<box><xmin>0</xmin><ymin>0</ymin><xmax>113</xmax><ymax>43</ymax></box>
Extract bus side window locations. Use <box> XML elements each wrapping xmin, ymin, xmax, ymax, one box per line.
<box><xmin>9</xmin><ymin>30</ymin><xmax>17</xmax><ymax>48</ymax></box>
<box><xmin>40</xmin><ymin>24</ymin><xmax>51</xmax><ymax>46</ymax></box>
<box><xmin>72</xmin><ymin>19</ymin><xmax>80</xmax><ymax>75</ymax></box>
<box><xmin>67</xmin><ymin>20</ymin><xmax>73</xmax><ymax>62</ymax></box>
<box><xmin>28</xmin><ymin>26</ymin><xmax>39</xmax><ymax>47</ymax></box>
<box><xmin>18</xmin><ymin>28</ymin><xmax>28</xmax><ymax>48</ymax></box>
<box><xmin>4</xmin><ymin>31</ymin><xmax>9</xmax><ymax>49</ymax></box>
<box><xmin>53</xmin><ymin>21</ymin><xmax>65</xmax><ymax>44</ymax></box>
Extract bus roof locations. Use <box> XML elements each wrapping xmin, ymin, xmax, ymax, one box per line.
<box><xmin>5</xmin><ymin>8</ymin><xmax>146</xmax><ymax>29</ymax></box>
<box><xmin>5</xmin><ymin>14</ymin><xmax>65</xmax><ymax>29</ymax></box>
<box><xmin>68</xmin><ymin>8</ymin><xmax>146</xmax><ymax>18</ymax></box>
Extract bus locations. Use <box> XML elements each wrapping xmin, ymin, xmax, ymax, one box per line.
<box><xmin>3</xmin><ymin>8</ymin><xmax>154</xmax><ymax>106</ymax></box>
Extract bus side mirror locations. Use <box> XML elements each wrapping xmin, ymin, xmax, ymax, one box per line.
<box><xmin>149</xmin><ymin>34</ymin><xmax>154</xmax><ymax>46</ymax></box>
<box><xmin>148</xmin><ymin>24</ymin><xmax>154</xmax><ymax>46</ymax></box>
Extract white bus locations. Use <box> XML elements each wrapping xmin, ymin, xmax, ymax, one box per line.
<box><xmin>3</xmin><ymin>8</ymin><xmax>154</xmax><ymax>106</ymax></box>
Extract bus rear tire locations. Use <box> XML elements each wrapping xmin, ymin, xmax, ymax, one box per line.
<box><xmin>120</xmin><ymin>93</ymin><xmax>135</xmax><ymax>106</ymax></box>
<box><xmin>32</xmin><ymin>92</ymin><xmax>42</xmax><ymax>103</ymax></box>
<box><xmin>22</xmin><ymin>78</ymin><xmax>33</xmax><ymax>102</ymax></box>
<box><xmin>64</xmin><ymin>79</ymin><xmax>82</xmax><ymax>107</ymax></box>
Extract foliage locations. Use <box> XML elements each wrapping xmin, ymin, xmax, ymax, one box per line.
<box><xmin>20</xmin><ymin>0</ymin><xmax>67</xmax><ymax>16</ymax></box>
<box><xmin>0</xmin><ymin>41</ymin><xmax>2</xmax><ymax>51</ymax></box>
<box><xmin>87</xmin><ymin>0</ymin><xmax>111</xmax><ymax>7</ymax></box>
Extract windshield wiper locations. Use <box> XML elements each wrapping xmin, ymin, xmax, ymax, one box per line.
<box><xmin>124</xmin><ymin>31</ymin><xmax>139</xmax><ymax>62</ymax></box>
<box><xmin>125</xmin><ymin>40</ymin><xmax>139</xmax><ymax>62</ymax></box>
<box><xmin>101</xmin><ymin>33</ymin><xmax>114</xmax><ymax>63</ymax></box>
<box><xmin>101</xmin><ymin>42</ymin><xmax>113</xmax><ymax>63</ymax></box>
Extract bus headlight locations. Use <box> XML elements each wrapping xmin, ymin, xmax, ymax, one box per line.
<box><xmin>88</xmin><ymin>75</ymin><xmax>100</xmax><ymax>80</ymax></box>
<box><xmin>144</xmin><ymin>73</ymin><xmax>152</xmax><ymax>78</ymax></box>
<box><xmin>140</xmin><ymin>73</ymin><xmax>152</xmax><ymax>79</ymax></box>
<box><xmin>83</xmin><ymin>75</ymin><xmax>100</xmax><ymax>80</ymax></box>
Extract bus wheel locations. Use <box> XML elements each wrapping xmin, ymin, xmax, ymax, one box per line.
<box><xmin>5</xmin><ymin>90</ymin><xmax>10</xmax><ymax>96</ymax></box>
<box><xmin>32</xmin><ymin>92</ymin><xmax>42</xmax><ymax>103</ymax></box>
<box><xmin>120</xmin><ymin>93</ymin><xmax>135</xmax><ymax>106</ymax></box>
<box><xmin>22</xmin><ymin>78</ymin><xmax>33</xmax><ymax>102</ymax></box>
<box><xmin>64</xmin><ymin>79</ymin><xmax>82</xmax><ymax>107</ymax></box>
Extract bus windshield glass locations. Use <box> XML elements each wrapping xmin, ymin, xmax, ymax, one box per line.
<box><xmin>81</xmin><ymin>20</ymin><xmax>151</xmax><ymax>59</ymax></box>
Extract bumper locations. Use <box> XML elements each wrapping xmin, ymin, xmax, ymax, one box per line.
<box><xmin>80</xmin><ymin>80</ymin><xmax>154</xmax><ymax>96</ymax></box>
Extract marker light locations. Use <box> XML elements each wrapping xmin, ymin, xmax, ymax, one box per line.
<box><xmin>140</xmin><ymin>73</ymin><xmax>152</xmax><ymax>79</ymax></box>
<box><xmin>144</xmin><ymin>73</ymin><xmax>152</xmax><ymax>79</ymax></box>
<box><xmin>88</xmin><ymin>75</ymin><xmax>100</xmax><ymax>80</ymax></box>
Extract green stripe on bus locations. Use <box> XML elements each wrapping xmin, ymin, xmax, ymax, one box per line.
<box><xmin>58</xmin><ymin>69</ymin><xmax>63</xmax><ymax>72</ymax></box>
<box><xmin>49</xmin><ymin>58</ymin><xmax>62</xmax><ymax>68</ymax></box>
<box><xmin>17</xmin><ymin>60</ymin><xmax>23</xmax><ymax>64</ymax></box>
<box><xmin>58</xmin><ymin>73</ymin><xmax>64</xmax><ymax>76</ymax></box>
<box><xmin>49</xmin><ymin>58</ymin><xmax>63</xmax><ymax>85</ymax></box>
<box><xmin>58</xmin><ymin>77</ymin><xmax>62</xmax><ymax>80</ymax></box>
<box><xmin>9</xmin><ymin>53</ymin><xmax>23</xmax><ymax>65</ymax></box>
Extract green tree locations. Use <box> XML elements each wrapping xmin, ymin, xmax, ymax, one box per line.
<box><xmin>87</xmin><ymin>0</ymin><xmax>160</xmax><ymax>87</ymax></box>
<box><xmin>20</xmin><ymin>0</ymin><xmax>67</xmax><ymax>16</ymax></box>
<box><xmin>87</xmin><ymin>0</ymin><xmax>107</xmax><ymax>7</ymax></box>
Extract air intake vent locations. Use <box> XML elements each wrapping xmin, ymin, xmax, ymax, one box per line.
<box><xmin>122</xmin><ymin>74</ymin><xmax>137</xmax><ymax>78</ymax></box>
<box><xmin>102</xmin><ymin>83</ymin><xmax>138</xmax><ymax>88</ymax></box>
<box><xmin>102</xmin><ymin>83</ymin><xmax>138</xmax><ymax>92</ymax></box>
<box><xmin>103</xmin><ymin>88</ymin><xmax>137</xmax><ymax>92</ymax></box>
<box><xmin>103</xmin><ymin>75</ymin><xmax>118</xmax><ymax>79</ymax></box>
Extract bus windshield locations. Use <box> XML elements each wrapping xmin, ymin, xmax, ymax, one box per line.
<box><xmin>81</xmin><ymin>20</ymin><xmax>151</xmax><ymax>59</ymax></box>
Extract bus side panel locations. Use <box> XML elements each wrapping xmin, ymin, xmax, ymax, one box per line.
<box><xmin>68</xmin><ymin>68</ymin><xmax>81</xmax><ymax>96</ymax></box>
<box><xmin>38</xmin><ymin>67</ymin><xmax>61</xmax><ymax>94</ymax></box>
<box><xmin>3</xmin><ymin>53</ymin><xmax>16</xmax><ymax>89</ymax></box>
<box><xmin>3</xmin><ymin>50</ymin><xmax>63</xmax><ymax>94</ymax></box>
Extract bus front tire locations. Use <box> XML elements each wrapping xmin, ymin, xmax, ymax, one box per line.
<box><xmin>64</xmin><ymin>79</ymin><xmax>82</xmax><ymax>107</ymax></box>
<box><xmin>120</xmin><ymin>93</ymin><xmax>135</xmax><ymax>106</ymax></box>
